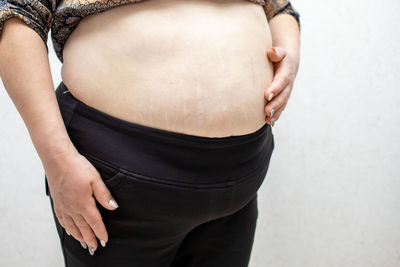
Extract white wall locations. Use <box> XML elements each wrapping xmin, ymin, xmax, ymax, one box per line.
<box><xmin>0</xmin><ymin>0</ymin><xmax>399</xmax><ymax>266</ymax></box>
<box><xmin>250</xmin><ymin>0</ymin><xmax>400</xmax><ymax>266</ymax></box>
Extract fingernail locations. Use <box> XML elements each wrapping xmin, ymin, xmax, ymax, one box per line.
<box><xmin>268</xmin><ymin>93</ymin><xmax>274</xmax><ymax>101</ymax></box>
<box><xmin>80</xmin><ymin>241</ymin><xmax>87</xmax><ymax>249</ymax></box>
<box><xmin>65</xmin><ymin>229</ymin><xmax>71</xmax><ymax>236</ymax></box>
<box><xmin>271</xmin><ymin>47</ymin><xmax>276</xmax><ymax>54</ymax></box>
<box><xmin>271</xmin><ymin>118</ymin><xmax>275</xmax><ymax>126</ymax></box>
<box><xmin>270</xmin><ymin>109</ymin><xmax>275</xmax><ymax>117</ymax></box>
<box><xmin>88</xmin><ymin>246</ymin><xmax>95</xmax><ymax>256</ymax></box>
<box><xmin>100</xmin><ymin>240</ymin><xmax>107</xmax><ymax>247</ymax></box>
<box><xmin>109</xmin><ymin>198</ymin><xmax>119</xmax><ymax>208</ymax></box>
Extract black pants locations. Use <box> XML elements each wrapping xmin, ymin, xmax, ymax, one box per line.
<box><xmin>45</xmin><ymin>81</ymin><xmax>275</xmax><ymax>267</ymax></box>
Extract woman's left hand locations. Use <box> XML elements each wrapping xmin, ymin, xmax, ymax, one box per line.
<box><xmin>264</xmin><ymin>46</ymin><xmax>297</xmax><ymax>126</ymax></box>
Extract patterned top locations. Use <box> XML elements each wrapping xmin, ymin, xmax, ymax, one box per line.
<box><xmin>0</xmin><ymin>0</ymin><xmax>300</xmax><ymax>63</ymax></box>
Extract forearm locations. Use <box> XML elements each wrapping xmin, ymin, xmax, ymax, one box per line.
<box><xmin>269</xmin><ymin>13</ymin><xmax>301</xmax><ymax>74</ymax></box>
<box><xmin>0</xmin><ymin>18</ymin><xmax>75</xmax><ymax>165</ymax></box>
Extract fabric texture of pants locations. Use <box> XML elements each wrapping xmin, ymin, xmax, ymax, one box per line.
<box><xmin>45</xmin><ymin>81</ymin><xmax>275</xmax><ymax>267</ymax></box>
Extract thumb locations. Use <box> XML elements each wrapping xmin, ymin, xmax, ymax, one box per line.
<box><xmin>91</xmin><ymin>178</ymin><xmax>119</xmax><ymax>210</ymax></box>
<box><xmin>266</xmin><ymin>47</ymin><xmax>286</xmax><ymax>62</ymax></box>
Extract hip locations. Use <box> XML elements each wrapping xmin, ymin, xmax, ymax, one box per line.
<box><xmin>47</xmin><ymin>81</ymin><xmax>275</xmax><ymax>208</ymax></box>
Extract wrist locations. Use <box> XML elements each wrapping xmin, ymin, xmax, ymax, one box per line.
<box><xmin>38</xmin><ymin>137</ymin><xmax>78</xmax><ymax>166</ymax></box>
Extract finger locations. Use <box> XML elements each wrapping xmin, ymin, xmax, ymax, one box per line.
<box><xmin>91</xmin><ymin>176</ymin><xmax>119</xmax><ymax>210</ymax></box>
<box><xmin>266</xmin><ymin>47</ymin><xmax>286</xmax><ymax>62</ymax></box>
<box><xmin>265</xmin><ymin>115</ymin><xmax>275</xmax><ymax>126</ymax></box>
<box><xmin>271</xmin><ymin>101</ymin><xmax>287</xmax><ymax>123</ymax></box>
<box><xmin>54</xmin><ymin>207</ymin><xmax>66</xmax><ymax>228</ymax></box>
<box><xmin>265</xmin><ymin>104</ymin><xmax>282</xmax><ymax>126</ymax></box>
<box><xmin>82</xmin><ymin>201</ymin><xmax>109</xmax><ymax>248</ymax></box>
<box><xmin>265</xmin><ymin>73</ymin><xmax>291</xmax><ymax>102</ymax></box>
<box><xmin>63</xmin><ymin>214</ymin><xmax>84</xmax><ymax>241</ymax></box>
<box><xmin>73</xmin><ymin>214</ymin><xmax>98</xmax><ymax>255</ymax></box>
<box><xmin>265</xmin><ymin>85</ymin><xmax>290</xmax><ymax>120</ymax></box>
<box><xmin>265</xmin><ymin>98</ymin><xmax>287</xmax><ymax>126</ymax></box>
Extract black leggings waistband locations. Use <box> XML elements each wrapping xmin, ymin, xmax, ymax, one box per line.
<box><xmin>55</xmin><ymin>81</ymin><xmax>275</xmax><ymax>187</ymax></box>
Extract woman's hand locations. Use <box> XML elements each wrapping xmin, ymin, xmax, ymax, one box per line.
<box><xmin>43</xmin><ymin>144</ymin><xmax>119</xmax><ymax>255</ymax></box>
<box><xmin>264</xmin><ymin>46</ymin><xmax>297</xmax><ymax>126</ymax></box>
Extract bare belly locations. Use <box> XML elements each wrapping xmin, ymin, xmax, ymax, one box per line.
<box><xmin>61</xmin><ymin>0</ymin><xmax>274</xmax><ymax>137</ymax></box>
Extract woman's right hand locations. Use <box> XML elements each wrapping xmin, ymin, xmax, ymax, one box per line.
<box><xmin>42</xmin><ymin>143</ymin><xmax>119</xmax><ymax>255</ymax></box>
<box><xmin>0</xmin><ymin>15</ymin><xmax>117</xmax><ymax>256</ymax></box>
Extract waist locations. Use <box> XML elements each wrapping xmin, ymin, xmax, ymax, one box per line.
<box><xmin>61</xmin><ymin>0</ymin><xmax>274</xmax><ymax>137</ymax></box>
<box><xmin>56</xmin><ymin>81</ymin><xmax>274</xmax><ymax>186</ymax></box>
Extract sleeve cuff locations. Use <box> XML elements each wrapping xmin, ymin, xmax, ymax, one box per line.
<box><xmin>272</xmin><ymin>3</ymin><xmax>301</xmax><ymax>30</ymax></box>
<box><xmin>0</xmin><ymin>2</ymin><xmax>51</xmax><ymax>53</ymax></box>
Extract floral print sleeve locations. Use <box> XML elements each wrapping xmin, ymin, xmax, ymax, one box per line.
<box><xmin>264</xmin><ymin>0</ymin><xmax>300</xmax><ymax>28</ymax></box>
<box><xmin>0</xmin><ymin>0</ymin><xmax>59</xmax><ymax>54</ymax></box>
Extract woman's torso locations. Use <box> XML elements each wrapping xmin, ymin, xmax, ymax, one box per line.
<box><xmin>61</xmin><ymin>0</ymin><xmax>274</xmax><ymax>137</ymax></box>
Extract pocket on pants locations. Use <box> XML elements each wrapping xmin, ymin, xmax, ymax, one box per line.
<box><xmin>81</xmin><ymin>152</ymin><xmax>127</xmax><ymax>190</ymax></box>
